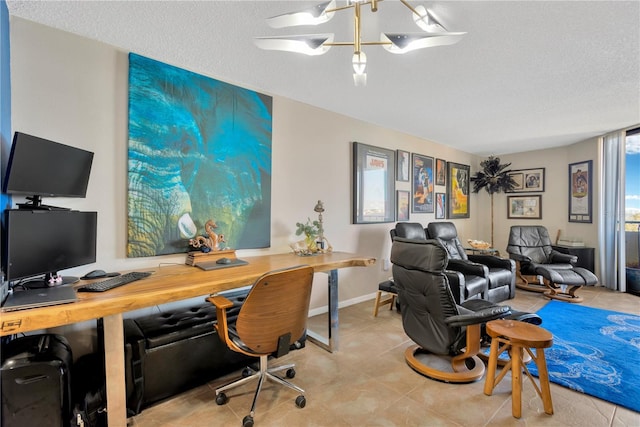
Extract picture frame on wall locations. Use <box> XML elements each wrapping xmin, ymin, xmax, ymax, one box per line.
<box><xmin>446</xmin><ymin>162</ymin><xmax>470</xmax><ymax>219</ymax></box>
<box><xmin>352</xmin><ymin>142</ymin><xmax>396</xmax><ymax>224</ymax></box>
<box><xmin>507</xmin><ymin>195</ymin><xmax>542</xmax><ymax>219</ymax></box>
<box><xmin>435</xmin><ymin>192</ymin><xmax>446</xmax><ymax>219</ymax></box>
<box><xmin>397</xmin><ymin>190</ymin><xmax>410</xmax><ymax>221</ymax></box>
<box><xmin>435</xmin><ymin>158</ymin><xmax>446</xmax><ymax>186</ymax></box>
<box><xmin>411</xmin><ymin>153</ymin><xmax>434</xmax><ymax>213</ymax></box>
<box><xmin>507</xmin><ymin>168</ymin><xmax>545</xmax><ymax>192</ymax></box>
<box><xmin>396</xmin><ymin>150</ymin><xmax>410</xmax><ymax>182</ymax></box>
<box><xmin>568</xmin><ymin>160</ymin><xmax>592</xmax><ymax>223</ymax></box>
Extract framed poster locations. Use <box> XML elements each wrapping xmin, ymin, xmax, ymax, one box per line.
<box><xmin>446</xmin><ymin>162</ymin><xmax>470</xmax><ymax>219</ymax></box>
<box><xmin>508</xmin><ymin>195</ymin><xmax>542</xmax><ymax>219</ymax></box>
<box><xmin>396</xmin><ymin>150</ymin><xmax>410</xmax><ymax>182</ymax></box>
<box><xmin>411</xmin><ymin>153</ymin><xmax>434</xmax><ymax>213</ymax></box>
<box><xmin>352</xmin><ymin>142</ymin><xmax>396</xmax><ymax>224</ymax></box>
<box><xmin>397</xmin><ymin>190</ymin><xmax>410</xmax><ymax>221</ymax></box>
<box><xmin>568</xmin><ymin>160</ymin><xmax>592</xmax><ymax>223</ymax></box>
<box><xmin>507</xmin><ymin>168</ymin><xmax>545</xmax><ymax>192</ymax></box>
<box><xmin>435</xmin><ymin>192</ymin><xmax>446</xmax><ymax>219</ymax></box>
<box><xmin>435</xmin><ymin>158</ymin><xmax>446</xmax><ymax>186</ymax></box>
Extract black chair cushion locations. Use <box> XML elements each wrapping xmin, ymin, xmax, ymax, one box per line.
<box><xmin>426</xmin><ymin>222</ymin><xmax>468</xmax><ymax>260</ymax></box>
<box><xmin>378</xmin><ymin>280</ymin><xmax>397</xmax><ymax>293</ymax></box>
<box><xmin>394</xmin><ymin>222</ymin><xmax>428</xmax><ymax>241</ymax></box>
<box><xmin>486</xmin><ymin>268</ymin><xmax>513</xmax><ymax>290</ymax></box>
<box><xmin>464</xmin><ymin>275</ymin><xmax>487</xmax><ymax>299</ymax></box>
<box><xmin>536</xmin><ymin>266</ymin><xmax>598</xmax><ymax>286</ymax></box>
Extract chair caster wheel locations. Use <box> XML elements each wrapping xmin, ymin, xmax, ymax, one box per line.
<box><xmin>286</xmin><ymin>368</ymin><xmax>296</xmax><ymax>378</ymax></box>
<box><xmin>295</xmin><ymin>395</ymin><xmax>306</xmax><ymax>408</ymax></box>
<box><xmin>242</xmin><ymin>415</ymin><xmax>254</xmax><ymax>427</ymax></box>
<box><xmin>215</xmin><ymin>393</ymin><xmax>228</xmax><ymax>405</ymax></box>
<box><xmin>242</xmin><ymin>368</ymin><xmax>252</xmax><ymax>378</ymax></box>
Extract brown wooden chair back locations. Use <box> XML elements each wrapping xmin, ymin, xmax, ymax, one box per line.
<box><xmin>235</xmin><ymin>265</ymin><xmax>314</xmax><ymax>355</ymax></box>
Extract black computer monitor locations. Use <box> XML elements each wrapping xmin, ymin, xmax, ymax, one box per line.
<box><xmin>2</xmin><ymin>132</ymin><xmax>94</xmax><ymax>209</ymax></box>
<box><xmin>2</xmin><ymin>210</ymin><xmax>98</xmax><ymax>287</ymax></box>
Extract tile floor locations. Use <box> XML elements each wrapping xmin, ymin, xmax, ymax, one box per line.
<box><xmin>130</xmin><ymin>286</ymin><xmax>640</xmax><ymax>426</ymax></box>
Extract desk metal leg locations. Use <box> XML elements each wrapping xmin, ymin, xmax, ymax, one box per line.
<box><xmin>103</xmin><ymin>313</ymin><xmax>127</xmax><ymax>427</ymax></box>
<box><xmin>306</xmin><ymin>269</ymin><xmax>339</xmax><ymax>353</ymax></box>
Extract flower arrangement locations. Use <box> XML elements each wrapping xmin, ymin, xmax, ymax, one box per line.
<box><xmin>295</xmin><ymin>217</ymin><xmax>323</xmax><ymax>252</ymax></box>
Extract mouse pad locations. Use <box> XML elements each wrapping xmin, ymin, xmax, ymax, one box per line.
<box><xmin>195</xmin><ymin>259</ymin><xmax>249</xmax><ymax>271</ymax></box>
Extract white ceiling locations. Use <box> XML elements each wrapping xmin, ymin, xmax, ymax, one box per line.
<box><xmin>6</xmin><ymin>0</ymin><xmax>640</xmax><ymax>155</ymax></box>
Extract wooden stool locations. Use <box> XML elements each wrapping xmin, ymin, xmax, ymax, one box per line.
<box><xmin>373</xmin><ymin>280</ymin><xmax>397</xmax><ymax>317</ymax></box>
<box><xmin>483</xmin><ymin>319</ymin><xmax>554</xmax><ymax>418</ymax></box>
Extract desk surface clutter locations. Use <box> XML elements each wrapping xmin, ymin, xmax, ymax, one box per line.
<box><xmin>0</xmin><ymin>251</ymin><xmax>375</xmax><ymax>336</ymax></box>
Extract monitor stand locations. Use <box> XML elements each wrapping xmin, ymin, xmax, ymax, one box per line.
<box><xmin>24</xmin><ymin>273</ymin><xmax>79</xmax><ymax>289</ymax></box>
<box><xmin>16</xmin><ymin>195</ymin><xmax>71</xmax><ymax>211</ymax></box>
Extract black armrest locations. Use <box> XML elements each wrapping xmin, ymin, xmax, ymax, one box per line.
<box><xmin>550</xmin><ymin>250</ymin><xmax>577</xmax><ymax>265</ymax></box>
<box><xmin>508</xmin><ymin>253</ymin><xmax>532</xmax><ymax>263</ymax></box>
<box><xmin>467</xmin><ymin>255</ymin><xmax>515</xmax><ymax>271</ymax></box>
<box><xmin>448</xmin><ymin>259</ymin><xmax>489</xmax><ymax>278</ymax></box>
<box><xmin>445</xmin><ymin>305</ymin><xmax>511</xmax><ymax>328</ymax></box>
<box><xmin>444</xmin><ymin>270</ymin><xmax>465</xmax><ymax>305</ymax></box>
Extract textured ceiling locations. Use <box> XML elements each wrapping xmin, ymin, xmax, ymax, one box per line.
<box><xmin>6</xmin><ymin>0</ymin><xmax>640</xmax><ymax>155</ymax></box>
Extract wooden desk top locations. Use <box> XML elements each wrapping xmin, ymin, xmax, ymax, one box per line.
<box><xmin>0</xmin><ymin>251</ymin><xmax>375</xmax><ymax>336</ymax></box>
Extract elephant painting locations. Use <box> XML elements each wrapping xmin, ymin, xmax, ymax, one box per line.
<box><xmin>127</xmin><ymin>53</ymin><xmax>272</xmax><ymax>257</ymax></box>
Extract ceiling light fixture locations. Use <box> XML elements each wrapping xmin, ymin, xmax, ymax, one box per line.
<box><xmin>254</xmin><ymin>0</ymin><xmax>466</xmax><ymax>86</ymax></box>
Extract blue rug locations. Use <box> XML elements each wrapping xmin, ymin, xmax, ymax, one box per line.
<box><xmin>526</xmin><ymin>301</ymin><xmax>640</xmax><ymax>412</ymax></box>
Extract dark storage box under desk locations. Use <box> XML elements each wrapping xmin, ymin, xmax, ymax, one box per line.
<box><xmin>124</xmin><ymin>289</ymin><xmax>252</xmax><ymax>415</ymax></box>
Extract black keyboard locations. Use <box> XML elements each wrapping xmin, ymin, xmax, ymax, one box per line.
<box><xmin>78</xmin><ymin>271</ymin><xmax>153</xmax><ymax>292</ymax></box>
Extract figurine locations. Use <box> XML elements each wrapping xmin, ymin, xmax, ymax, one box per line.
<box><xmin>189</xmin><ymin>219</ymin><xmax>226</xmax><ymax>252</ymax></box>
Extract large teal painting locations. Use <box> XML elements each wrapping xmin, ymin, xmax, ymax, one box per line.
<box><xmin>127</xmin><ymin>53</ymin><xmax>272</xmax><ymax>257</ymax></box>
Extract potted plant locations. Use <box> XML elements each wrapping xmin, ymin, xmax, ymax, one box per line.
<box><xmin>470</xmin><ymin>156</ymin><xmax>517</xmax><ymax>247</ymax></box>
<box><xmin>295</xmin><ymin>217</ymin><xmax>323</xmax><ymax>252</ymax></box>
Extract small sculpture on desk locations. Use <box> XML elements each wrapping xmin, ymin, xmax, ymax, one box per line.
<box><xmin>189</xmin><ymin>219</ymin><xmax>226</xmax><ymax>252</ymax></box>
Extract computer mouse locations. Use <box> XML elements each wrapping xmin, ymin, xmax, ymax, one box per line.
<box><xmin>82</xmin><ymin>269</ymin><xmax>107</xmax><ymax>279</ymax></box>
<box><xmin>216</xmin><ymin>257</ymin><xmax>232</xmax><ymax>265</ymax></box>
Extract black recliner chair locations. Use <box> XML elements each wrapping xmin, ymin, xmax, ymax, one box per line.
<box><xmin>391</xmin><ymin>222</ymin><xmax>487</xmax><ymax>304</ymax></box>
<box><xmin>390</xmin><ymin>237</ymin><xmax>511</xmax><ymax>383</ymax></box>
<box><xmin>427</xmin><ymin>222</ymin><xmax>516</xmax><ymax>302</ymax></box>
<box><xmin>506</xmin><ymin>225</ymin><xmax>598</xmax><ymax>303</ymax></box>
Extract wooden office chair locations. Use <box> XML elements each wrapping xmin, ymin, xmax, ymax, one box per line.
<box><xmin>207</xmin><ymin>265</ymin><xmax>314</xmax><ymax>427</ymax></box>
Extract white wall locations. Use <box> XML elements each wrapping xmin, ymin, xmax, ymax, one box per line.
<box><xmin>8</xmin><ymin>16</ymin><xmax>482</xmax><ymax>344</ymax></box>
<box><xmin>481</xmin><ymin>139</ymin><xmax>600</xmax><ymax>276</ymax></box>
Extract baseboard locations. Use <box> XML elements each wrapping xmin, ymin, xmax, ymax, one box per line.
<box><xmin>308</xmin><ymin>292</ymin><xmax>377</xmax><ymax>317</ymax></box>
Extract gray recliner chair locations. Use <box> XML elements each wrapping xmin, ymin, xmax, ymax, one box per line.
<box><xmin>426</xmin><ymin>222</ymin><xmax>516</xmax><ymax>303</ymax></box>
<box><xmin>506</xmin><ymin>225</ymin><xmax>598</xmax><ymax>303</ymax></box>
<box><xmin>391</xmin><ymin>222</ymin><xmax>487</xmax><ymax>304</ymax></box>
<box><xmin>390</xmin><ymin>237</ymin><xmax>511</xmax><ymax>383</ymax></box>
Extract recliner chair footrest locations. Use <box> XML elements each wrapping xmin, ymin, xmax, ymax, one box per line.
<box><xmin>505</xmin><ymin>310</ymin><xmax>542</xmax><ymax>325</ymax></box>
<box><xmin>535</xmin><ymin>266</ymin><xmax>598</xmax><ymax>286</ymax></box>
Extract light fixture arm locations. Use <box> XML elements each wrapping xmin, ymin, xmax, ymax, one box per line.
<box><xmin>256</xmin><ymin>0</ymin><xmax>465</xmax><ymax>85</ymax></box>
<box><xmin>354</xmin><ymin>2</ymin><xmax>361</xmax><ymax>54</ymax></box>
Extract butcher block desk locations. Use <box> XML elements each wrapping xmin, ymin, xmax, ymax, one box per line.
<box><xmin>0</xmin><ymin>251</ymin><xmax>376</xmax><ymax>427</ymax></box>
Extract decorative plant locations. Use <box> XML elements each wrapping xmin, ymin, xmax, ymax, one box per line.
<box><xmin>295</xmin><ymin>217</ymin><xmax>323</xmax><ymax>251</ymax></box>
<box><xmin>470</xmin><ymin>156</ymin><xmax>517</xmax><ymax>247</ymax></box>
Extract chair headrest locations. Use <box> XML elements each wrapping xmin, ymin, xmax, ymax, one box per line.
<box><xmin>394</xmin><ymin>222</ymin><xmax>427</xmax><ymax>240</ymax></box>
<box><xmin>390</xmin><ymin>237</ymin><xmax>449</xmax><ymax>273</ymax></box>
<box><xmin>508</xmin><ymin>225</ymin><xmax>551</xmax><ymax>247</ymax></box>
<box><xmin>426</xmin><ymin>222</ymin><xmax>458</xmax><ymax>241</ymax></box>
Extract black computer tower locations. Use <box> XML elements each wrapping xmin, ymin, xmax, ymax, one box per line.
<box><xmin>1</xmin><ymin>334</ymin><xmax>72</xmax><ymax>427</ymax></box>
